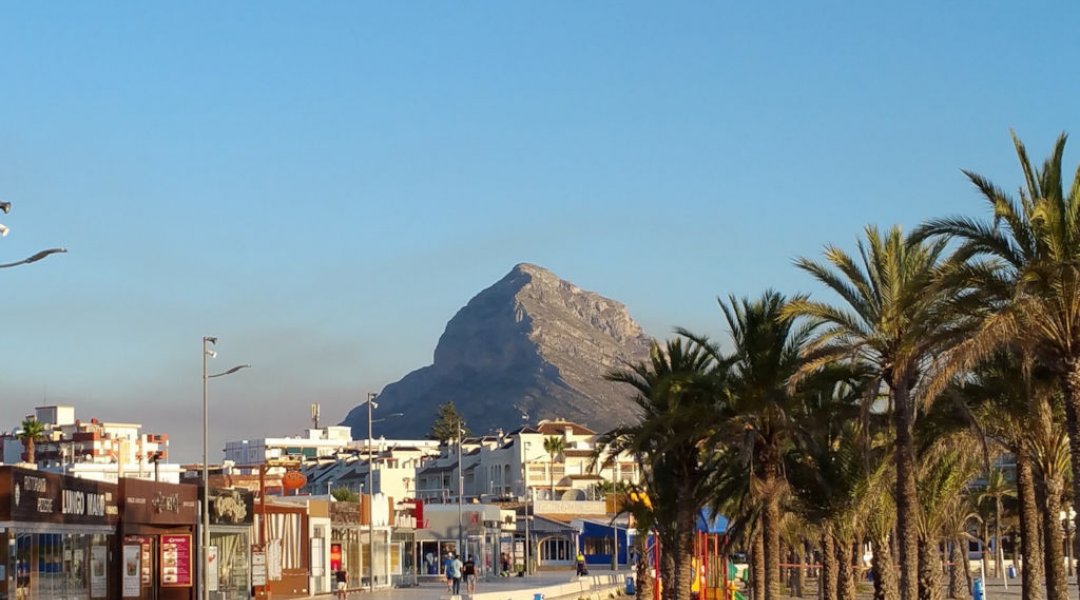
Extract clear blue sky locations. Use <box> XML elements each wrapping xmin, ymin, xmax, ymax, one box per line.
<box><xmin>2</xmin><ymin>3</ymin><xmax>1077</xmax><ymax>462</ymax></box>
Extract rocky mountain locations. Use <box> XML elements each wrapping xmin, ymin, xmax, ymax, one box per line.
<box><xmin>341</xmin><ymin>263</ymin><xmax>654</xmax><ymax>440</ymax></box>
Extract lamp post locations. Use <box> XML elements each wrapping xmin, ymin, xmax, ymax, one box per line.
<box><xmin>202</xmin><ymin>336</ymin><xmax>250</xmax><ymax>600</ymax></box>
<box><xmin>0</xmin><ymin>200</ymin><xmax>67</xmax><ymax>269</ymax></box>
<box><xmin>458</xmin><ymin>417</ymin><xmax>465</xmax><ymax>560</ymax></box>
<box><xmin>366</xmin><ymin>392</ymin><xmax>378</xmax><ymax>593</ymax></box>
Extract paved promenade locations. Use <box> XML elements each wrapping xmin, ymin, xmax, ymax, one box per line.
<box><xmin>312</xmin><ymin>569</ymin><xmax>633</xmax><ymax>600</ymax></box>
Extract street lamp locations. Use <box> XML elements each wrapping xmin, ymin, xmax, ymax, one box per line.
<box><xmin>0</xmin><ymin>200</ymin><xmax>67</xmax><ymax>269</ymax></box>
<box><xmin>202</xmin><ymin>336</ymin><xmax>250</xmax><ymax>600</ymax></box>
<box><xmin>366</xmin><ymin>393</ymin><xmax>378</xmax><ymax>593</ymax></box>
<box><xmin>458</xmin><ymin>417</ymin><xmax>465</xmax><ymax>561</ymax></box>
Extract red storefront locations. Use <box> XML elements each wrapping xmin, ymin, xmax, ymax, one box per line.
<box><xmin>118</xmin><ymin>479</ymin><xmax>198</xmax><ymax>600</ymax></box>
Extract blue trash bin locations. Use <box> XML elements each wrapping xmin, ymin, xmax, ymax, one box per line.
<box><xmin>534</xmin><ymin>594</ymin><xmax>544</xmax><ymax>600</ymax></box>
<box><xmin>1008</xmin><ymin>565</ymin><xmax>1018</xmax><ymax>579</ymax></box>
<box><xmin>973</xmin><ymin>578</ymin><xmax>984</xmax><ymax>600</ymax></box>
<box><xmin>625</xmin><ymin>577</ymin><xmax>636</xmax><ymax>596</ymax></box>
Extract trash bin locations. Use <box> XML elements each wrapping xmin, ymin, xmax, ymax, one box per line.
<box><xmin>1008</xmin><ymin>565</ymin><xmax>1018</xmax><ymax>579</ymax></box>
<box><xmin>626</xmin><ymin>576</ymin><xmax>636</xmax><ymax>596</ymax></box>
<box><xmin>534</xmin><ymin>594</ymin><xmax>544</xmax><ymax>600</ymax></box>
<box><xmin>973</xmin><ymin>578</ymin><xmax>984</xmax><ymax>600</ymax></box>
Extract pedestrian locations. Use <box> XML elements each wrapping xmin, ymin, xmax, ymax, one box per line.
<box><xmin>463</xmin><ymin>554</ymin><xmax>477</xmax><ymax>595</ymax></box>
<box><xmin>576</xmin><ymin>551</ymin><xmax>587</xmax><ymax>576</ymax></box>
<box><xmin>444</xmin><ymin>553</ymin><xmax>455</xmax><ymax>592</ymax></box>
<box><xmin>500</xmin><ymin>552</ymin><xmax>510</xmax><ymax>576</ymax></box>
<box><xmin>335</xmin><ymin>567</ymin><xmax>348</xmax><ymax>600</ymax></box>
<box><xmin>449</xmin><ymin>553</ymin><xmax>464</xmax><ymax>596</ymax></box>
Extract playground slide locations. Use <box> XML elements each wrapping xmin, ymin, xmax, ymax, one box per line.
<box><xmin>733</xmin><ymin>591</ymin><xmax>747</xmax><ymax>600</ymax></box>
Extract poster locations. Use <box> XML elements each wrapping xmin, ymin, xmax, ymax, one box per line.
<box><xmin>329</xmin><ymin>543</ymin><xmax>342</xmax><ymax>573</ymax></box>
<box><xmin>91</xmin><ymin>545</ymin><xmax>108</xmax><ymax>598</ymax></box>
<box><xmin>207</xmin><ymin>546</ymin><xmax>219</xmax><ymax>592</ymax></box>
<box><xmin>160</xmin><ymin>534</ymin><xmax>193</xmax><ymax>587</ymax></box>
<box><xmin>390</xmin><ymin>542</ymin><xmax>403</xmax><ymax>575</ymax></box>
<box><xmin>140</xmin><ymin>541</ymin><xmax>151</xmax><ymax>584</ymax></box>
<box><xmin>122</xmin><ymin>545</ymin><xmax>141</xmax><ymax>598</ymax></box>
<box><xmin>251</xmin><ymin>549</ymin><xmax>267</xmax><ymax>586</ymax></box>
<box><xmin>267</xmin><ymin>538</ymin><xmax>283</xmax><ymax>581</ymax></box>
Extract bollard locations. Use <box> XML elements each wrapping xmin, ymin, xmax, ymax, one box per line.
<box><xmin>973</xmin><ymin>578</ymin><xmax>984</xmax><ymax>600</ymax></box>
<box><xmin>625</xmin><ymin>576</ymin><xmax>636</xmax><ymax>596</ymax></box>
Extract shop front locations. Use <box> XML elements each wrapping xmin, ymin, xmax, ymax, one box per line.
<box><xmin>329</xmin><ymin>502</ymin><xmax>361</xmax><ymax>591</ymax></box>
<box><xmin>119</xmin><ymin>478</ymin><xmax>199</xmax><ymax>600</ymax></box>
<box><xmin>207</xmin><ymin>488</ymin><xmax>254</xmax><ymax>600</ymax></box>
<box><xmin>0</xmin><ymin>466</ymin><xmax>119</xmax><ymax>600</ymax></box>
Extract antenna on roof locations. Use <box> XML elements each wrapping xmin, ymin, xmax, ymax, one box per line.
<box><xmin>311</xmin><ymin>403</ymin><xmax>320</xmax><ymax>430</ymax></box>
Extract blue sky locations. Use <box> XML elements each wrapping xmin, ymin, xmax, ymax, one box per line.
<box><xmin>2</xmin><ymin>3</ymin><xmax>1078</xmax><ymax>462</ymax></box>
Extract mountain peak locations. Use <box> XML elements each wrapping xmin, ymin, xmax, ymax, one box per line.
<box><xmin>341</xmin><ymin>264</ymin><xmax>653</xmax><ymax>439</ymax></box>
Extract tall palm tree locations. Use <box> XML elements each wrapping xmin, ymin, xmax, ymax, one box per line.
<box><xmin>913</xmin><ymin>131</ymin><xmax>1080</xmax><ymax>567</ymax></box>
<box><xmin>17</xmin><ymin>417</ymin><xmax>45</xmax><ymax>464</ymax></box>
<box><xmin>680</xmin><ymin>290</ymin><xmax>811</xmax><ymax>600</ymax></box>
<box><xmin>543</xmin><ymin>436</ymin><xmax>565</xmax><ymax>499</ymax></box>
<box><xmin>601</xmin><ymin>338</ymin><xmax>723</xmax><ymax>600</ymax></box>
<box><xmin>784</xmin><ymin>225</ymin><xmax>973</xmax><ymax>600</ymax></box>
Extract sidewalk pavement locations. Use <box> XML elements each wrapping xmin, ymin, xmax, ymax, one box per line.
<box><xmin>312</xmin><ymin>569</ymin><xmax>633</xmax><ymax>600</ymax></box>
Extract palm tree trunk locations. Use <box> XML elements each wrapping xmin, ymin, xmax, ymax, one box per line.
<box><xmin>1016</xmin><ymin>450</ymin><xmax>1044</xmax><ymax>600</ymax></box>
<box><xmin>662</xmin><ymin>551</ymin><xmax>676</xmax><ymax>600</ymax></box>
<box><xmin>837</xmin><ymin>537</ymin><xmax>856</xmax><ymax>600</ymax></box>
<box><xmin>1038</xmin><ymin>473</ymin><xmax>1067</xmax><ymax>600</ymax></box>
<box><xmin>637</xmin><ymin>536</ymin><xmax>654</xmax><ymax>600</ymax></box>
<box><xmin>752</xmin><ymin>528</ymin><xmax>765</xmax><ymax>600</ymax></box>
<box><xmin>948</xmin><ymin>538</ymin><xmax>966</xmax><ymax>599</ymax></box>
<box><xmin>872</xmin><ymin>533</ymin><xmax>898</xmax><ymax>600</ymax></box>
<box><xmin>763</xmin><ymin>470</ymin><xmax>782</xmax><ymax>600</ymax></box>
<box><xmin>894</xmin><ymin>378</ymin><xmax>920</xmax><ymax>600</ymax></box>
<box><xmin>1064</xmin><ymin>366</ymin><xmax>1080</xmax><ymax>600</ymax></box>
<box><xmin>674</xmin><ymin>500</ymin><xmax>697</xmax><ymax>600</ymax></box>
<box><xmin>794</xmin><ymin>541</ymin><xmax>805</xmax><ymax>598</ymax></box>
<box><xmin>917</xmin><ymin>536</ymin><xmax>943</xmax><ymax>600</ymax></box>
<box><xmin>822</xmin><ymin>527</ymin><xmax>838</xmax><ymax>600</ymax></box>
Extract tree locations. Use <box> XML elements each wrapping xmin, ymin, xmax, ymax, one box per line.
<box><xmin>331</xmin><ymin>487</ymin><xmax>360</xmax><ymax>502</ymax></box>
<box><xmin>784</xmin><ymin>225</ymin><xmax>974</xmax><ymax>600</ymax></box>
<box><xmin>681</xmin><ymin>290</ymin><xmax>812</xmax><ymax>600</ymax></box>
<box><xmin>17</xmin><ymin>417</ymin><xmax>45</xmax><ymax>464</ymax></box>
<box><xmin>543</xmin><ymin>436</ymin><xmax>565</xmax><ymax>499</ymax></box>
<box><xmin>429</xmin><ymin>401</ymin><xmax>470</xmax><ymax>443</ymax></box>
<box><xmin>913</xmin><ymin>132</ymin><xmax>1080</xmax><ymax>587</ymax></box>
<box><xmin>601</xmin><ymin>338</ymin><xmax>723</xmax><ymax>600</ymax></box>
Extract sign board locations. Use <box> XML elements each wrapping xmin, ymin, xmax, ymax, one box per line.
<box><xmin>207</xmin><ymin>546</ymin><xmax>219</xmax><ymax>592</ymax></box>
<box><xmin>160</xmin><ymin>534</ymin><xmax>193</xmax><ymax>587</ymax></box>
<box><xmin>251</xmin><ymin>548</ymin><xmax>267</xmax><ymax>586</ymax></box>
<box><xmin>122</xmin><ymin>545</ymin><xmax>141</xmax><ymax>598</ymax></box>
<box><xmin>5</xmin><ymin>467</ymin><xmax>119</xmax><ymax>526</ymax></box>
<box><xmin>330</xmin><ymin>542</ymin><xmax>342</xmax><ymax>573</ymax></box>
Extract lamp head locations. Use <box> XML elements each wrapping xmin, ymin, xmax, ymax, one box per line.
<box><xmin>0</xmin><ymin>201</ymin><xmax>10</xmax><ymax>214</ymax></box>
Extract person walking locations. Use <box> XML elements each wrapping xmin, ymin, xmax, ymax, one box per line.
<box><xmin>576</xmin><ymin>551</ymin><xmax>587</xmax><ymax>576</ymax></box>
<box><xmin>444</xmin><ymin>553</ymin><xmax>455</xmax><ymax>593</ymax></box>
<box><xmin>335</xmin><ymin>567</ymin><xmax>348</xmax><ymax>600</ymax></box>
<box><xmin>463</xmin><ymin>555</ymin><xmax>477</xmax><ymax>596</ymax></box>
<box><xmin>449</xmin><ymin>553</ymin><xmax>464</xmax><ymax>596</ymax></box>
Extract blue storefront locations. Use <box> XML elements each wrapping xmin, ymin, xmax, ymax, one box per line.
<box><xmin>574</xmin><ymin>518</ymin><xmax>635</xmax><ymax>568</ymax></box>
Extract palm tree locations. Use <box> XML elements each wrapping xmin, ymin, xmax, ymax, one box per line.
<box><xmin>543</xmin><ymin>436</ymin><xmax>565</xmax><ymax>500</ymax></box>
<box><xmin>912</xmin><ymin>131</ymin><xmax>1080</xmax><ymax>571</ymax></box>
<box><xmin>601</xmin><ymin>338</ymin><xmax>723</xmax><ymax>600</ymax></box>
<box><xmin>680</xmin><ymin>290</ymin><xmax>811</xmax><ymax>600</ymax></box>
<box><xmin>17</xmin><ymin>417</ymin><xmax>45</xmax><ymax>464</ymax></box>
<box><xmin>784</xmin><ymin>225</ymin><xmax>973</xmax><ymax>600</ymax></box>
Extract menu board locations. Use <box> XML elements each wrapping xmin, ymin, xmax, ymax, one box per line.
<box><xmin>207</xmin><ymin>546</ymin><xmax>219</xmax><ymax>592</ymax></box>
<box><xmin>160</xmin><ymin>534</ymin><xmax>193</xmax><ymax>587</ymax></box>
<box><xmin>251</xmin><ymin>549</ymin><xmax>267</xmax><ymax>586</ymax></box>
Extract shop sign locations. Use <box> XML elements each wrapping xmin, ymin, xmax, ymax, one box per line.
<box><xmin>6</xmin><ymin>468</ymin><xmax>118</xmax><ymax>526</ymax></box>
<box><xmin>120</xmin><ymin>478</ymin><xmax>197</xmax><ymax>525</ymax></box>
<box><xmin>209</xmin><ymin>488</ymin><xmax>254</xmax><ymax>525</ymax></box>
<box><xmin>207</xmin><ymin>546</ymin><xmax>219</xmax><ymax>591</ymax></box>
<box><xmin>160</xmin><ymin>534</ymin><xmax>193</xmax><ymax>587</ymax></box>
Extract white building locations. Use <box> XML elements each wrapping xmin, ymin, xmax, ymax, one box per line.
<box><xmin>1</xmin><ymin>405</ymin><xmax>181</xmax><ymax>483</ymax></box>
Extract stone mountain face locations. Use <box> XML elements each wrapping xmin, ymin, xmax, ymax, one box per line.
<box><xmin>341</xmin><ymin>263</ymin><xmax>654</xmax><ymax>439</ymax></box>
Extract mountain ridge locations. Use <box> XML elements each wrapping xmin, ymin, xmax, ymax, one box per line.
<box><xmin>340</xmin><ymin>263</ymin><xmax>653</xmax><ymax>439</ymax></box>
